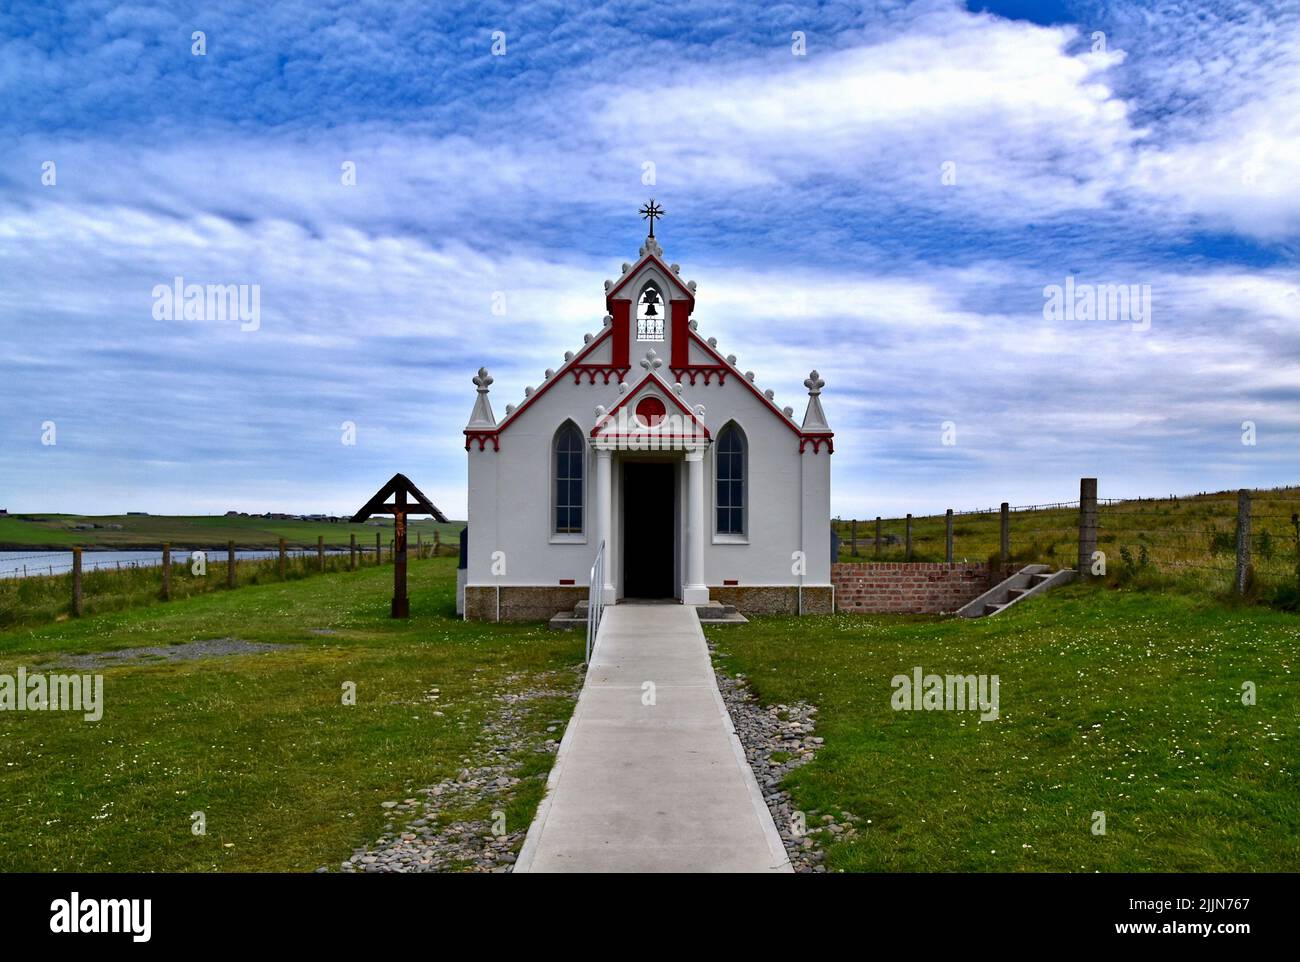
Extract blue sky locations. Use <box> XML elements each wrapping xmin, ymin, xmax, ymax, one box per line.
<box><xmin>1</xmin><ymin>0</ymin><xmax>1297</xmax><ymax>518</ymax></box>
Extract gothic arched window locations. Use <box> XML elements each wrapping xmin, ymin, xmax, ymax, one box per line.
<box><xmin>553</xmin><ymin>422</ymin><xmax>585</xmax><ymax>534</ymax></box>
<box><xmin>636</xmin><ymin>282</ymin><xmax>665</xmax><ymax>341</ymax></box>
<box><xmin>715</xmin><ymin>423</ymin><xmax>746</xmax><ymax>535</ymax></box>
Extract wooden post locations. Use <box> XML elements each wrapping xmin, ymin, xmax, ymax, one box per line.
<box><xmin>279</xmin><ymin>538</ymin><xmax>286</xmax><ymax>578</ymax></box>
<box><xmin>1235</xmin><ymin>488</ymin><xmax>1252</xmax><ymax>595</ymax></box>
<box><xmin>875</xmin><ymin>517</ymin><xmax>882</xmax><ymax>559</ymax></box>
<box><xmin>376</xmin><ymin>530</ymin><xmax>382</xmax><ymax>564</ymax></box>
<box><xmin>317</xmin><ymin>535</ymin><xmax>325</xmax><ymax>572</ymax></box>
<box><xmin>392</xmin><ymin>489</ymin><xmax>409</xmax><ymax>618</ymax></box>
<box><xmin>1077</xmin><ymin>478</ymin><xmax>1098</xmax><ymax>578</ymax></box>
<box><xmin>350</xmin><ymin>533</ymin><xmax>357</xmax><ymax>571</ymax></box>
<box><xmin>434</xmin><ymin>529</ymin><xmax>442</xmax><ymax>557</ymax></box>
<box><xmin>850</xmin><ymin>519</ymin><xmax>858</xmax><ymax>557</ymax></box>
<box><xmin>1000</xmin><ymin>502</ymin><xmax>1010</xmax><ymax>565</ymax></box>
<box><xmin>416</xmin><ymin>531</ymin><xmax>422</xmax><ymax>560</ymax></box>
<box><xmin>162</xmin><ymin>543</ymin><xmax>171</xmax><ymax>600</ymax></box>
<box><xmin>945</xmin><ymin>509</ymin><xmax>954</xmax><ymax>564</ymax></box>
<box><xmin>905</xmin><ymin>514</ymin><xmax>913</xmax><ymax>561</ymax></box>
<box><xmin>72</xmin><ymin>546</ymin><xmax>83</xmax><ymax>617</ymax></box>
<box><xmin>227</xmin><ymin>541</ymin><xmax>236</xmax><ymax>588</ymax></box>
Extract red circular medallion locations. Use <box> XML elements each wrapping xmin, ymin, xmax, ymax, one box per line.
<box><xmin>635</xmin><ymin>396</ymin><xmax>667</xmax><ymax>427</ymax></box>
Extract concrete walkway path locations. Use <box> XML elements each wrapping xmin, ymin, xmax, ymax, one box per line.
<box><xmin>515</xmin><ymin>603</ymin><xmax>791</xmax><ymax>873</ymax></box>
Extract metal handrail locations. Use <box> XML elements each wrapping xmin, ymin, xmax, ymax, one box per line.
<box><xmin>585</xmin><ymin>540</ymin><xmax>606</xmax><ymax>663</ymax></box>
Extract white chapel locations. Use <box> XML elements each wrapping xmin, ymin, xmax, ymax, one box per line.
<box><xmin>461</xmin><ymin>207</ymin><xmax>833</xmax><ymax>621</ymax></box>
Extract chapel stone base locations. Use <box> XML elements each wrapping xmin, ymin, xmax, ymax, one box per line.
<box><xmin>709</xmin><ymin>585</ymin><xmax>835</xmax><ymax>615</ymax></box>
<box><xmin>465</xmin><ymin>583</ymin><xmax>834</xmax><ymax>622</ymax></box>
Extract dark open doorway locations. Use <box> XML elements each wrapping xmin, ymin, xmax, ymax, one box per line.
<box><xmin>622</xmin><ymin>461</ymin><xmax>676</xmax><ymax>599</ymax></box>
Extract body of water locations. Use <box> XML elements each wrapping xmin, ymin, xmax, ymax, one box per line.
<box><xmin>0</xmin><ymin>549</ymin><xmax>352</xmax><ymax>580</ymax></box>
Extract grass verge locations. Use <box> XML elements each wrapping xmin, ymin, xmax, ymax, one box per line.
<box><xmin>0</xmin><ymin>557</ymin><xmax>581</xmax><ymax>872</ymax></box>
<box><xmin>709</xmin><ymin>583</ymin><xmax>1300</xmax><ymax>872</ymax></box>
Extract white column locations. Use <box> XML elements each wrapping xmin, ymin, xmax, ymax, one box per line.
<box><xmin>595</xmin><ymin>447</ymin><xmax>614</xmax><ymax>602</ymax></box>
<box><xmin>682</xmin><ymin>448</ymin><xmax>709</xmax><ymax>605</ymax></box>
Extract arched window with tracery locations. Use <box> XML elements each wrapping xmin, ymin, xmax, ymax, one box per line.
<box><xmin>553</xmin><ymin>422</ymin><xmax>585</xmax><ymax>534</ymax></box>
<box><xmin>715</xmin><ymin>422</ymin><xmax>746</xmax><ymax>535</ymax></box>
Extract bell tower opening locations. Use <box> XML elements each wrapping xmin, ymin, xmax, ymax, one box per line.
<box><xmin>636</xmin><ymin>282</ymin><xmax>665</xmax><ymax>341</ymax></box>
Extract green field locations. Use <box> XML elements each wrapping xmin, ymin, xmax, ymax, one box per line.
<box><xmin>2</xmin><ymin>552</ymin><xmax>1297</xmax><ymax>872</ymax></box>
<box><xmin>709</xmin><ymin>585</ymin><xmax>1300</xmax><ymax>871</ymax></box>
<box><xmin>0</xmin><ymin>513</ymin><xmax>466</xmax><ymax>550</ymax></box>
<box><xmin>0</xmin><ymin>557</ymin><xmax>581</xmax><ymax>872</ymax></box>
<box><xmin>835</xmin><ymin>486</ymin><xmax>1300</xmax><ymax>596</ymax></box>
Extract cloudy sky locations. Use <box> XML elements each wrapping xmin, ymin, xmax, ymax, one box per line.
<box><xmin>1</xmin><ymin>0</ymin><xmax>1297</xmax><ymax>519</ymax></box>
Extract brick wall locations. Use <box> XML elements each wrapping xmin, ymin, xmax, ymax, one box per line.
<box><xmin>831</xmin><ymin>562</ymin><xmax>1003</xmax><ymax>615</ymax></box>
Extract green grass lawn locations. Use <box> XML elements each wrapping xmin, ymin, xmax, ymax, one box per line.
<box><xmin>834</xmin><ymin>486</ymin><xmax>1300</xmax><ymax>597</ymax></box>
<box><xmin>0</xmin><ymin>557</ymin><xmax>582</xmax><ymax>872</ymax></box>
<box><xmin>5</xmin><ymin>557</ymin><xmax>1296</xmax><ymax>873</ymax></box>
<box><xmin>0</xmin><ymin>512</ymin><xmax>465</xmax><ymax>550</ymax></box>
<box><xmin>709</xmin><ymin>584</ymin><xmax>1300</xmax><ymax>872</ymax></box>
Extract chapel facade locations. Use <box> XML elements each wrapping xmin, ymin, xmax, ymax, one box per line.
<box><xmin>461</xmin><ymin>213</ymin><xmax>833</xmax><ymax>621</ymax></box>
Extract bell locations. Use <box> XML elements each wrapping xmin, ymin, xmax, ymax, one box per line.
<box><xmin>642</xmin><ymin>289</ymin><xmax>659</xmax><ymax>317</ymax></box>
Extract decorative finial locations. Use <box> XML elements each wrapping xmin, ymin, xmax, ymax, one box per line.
<box><xmin>467</xmin><ymin>367</ymin><xmax>497</xmax><ymax>429</ymax></box>
<box><xmin>801</xmin><ymin>369</ymin><xmax>831</xmax><ymax>434</ymax></box>
<box><xmin>639</xmin><ymin>199</ymin><xmax>665</xmax><ymax>238</ymax></box>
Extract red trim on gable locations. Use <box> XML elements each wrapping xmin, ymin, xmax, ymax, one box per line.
<box><xmin>464</xmin><ymin>431</ymin><xmax>500</xmax><ymax>452</ymax></box>
<box><xmin>610</xmin><ymin>300</ymin><xmax>631</xmax><ymax>367</ymax></box>
<box><xmin>671</xmin><ymin>364</ymin><xmax>729</xmax><ymax>386</ymax></box>
<box><xmin>475</xmin><ymin>326</ymin><xmax>616</xmax><ymax>445</ymax></box>
<box><xmin>570</xmin><ymin>364</ymin><xmax>631</xmax><ymax>384</ymax></box>
<box><xmin>686</xmin><ymin>330</ymin><xmax>834</xmax><ymax>453</ymax></box>
<box><xmin>591</xmin><ymin>370</ymin><xmax>710</xmax><ymax>439</ymax></box>
<box><xmin>670</xmin><ymin>301</ymin><xmax>691</xmax><ymax>367</ymax></box>
<box><xmin>605</xmin><ymin>252</ymin><xmax>696</xmax><ymax>305</ymax></box>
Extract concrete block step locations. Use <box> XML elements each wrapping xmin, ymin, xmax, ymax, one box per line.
<box><xmin>547</xmin><ymin>613</ymin><xmax>586</xmax><ymax>632</ymax></box>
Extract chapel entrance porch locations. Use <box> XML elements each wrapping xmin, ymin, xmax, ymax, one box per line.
<box><xmin>592</xmin><ymin>438</ymin><xmax>710</xmax><ymax>608</ymax></box>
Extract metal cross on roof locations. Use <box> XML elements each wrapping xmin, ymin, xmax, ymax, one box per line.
<box><xmin>639</xmin><ymin>199</ymin><xmax>665</xmax><ymax>237</ymax></box>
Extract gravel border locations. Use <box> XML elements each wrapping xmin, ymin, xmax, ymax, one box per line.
<box><xmin>336</xmin><ymin>667</ymin><xmax>582</xmax><ymax>873</ymax></box>
<box><xmin>711</xmin><ymin>647</ymin><xmax>862</xmax><ymax>873</ymax></box>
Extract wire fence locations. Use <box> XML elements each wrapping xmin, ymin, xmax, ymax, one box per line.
<box><xmin>833</xmin><ymin>484</ymin><xmax>1300</xmax><ymax>599</ymax></box>
<box><xmin>0</xmin><ymin>534</ymin><xmax>463</xmax><ymax>629</ymax></box>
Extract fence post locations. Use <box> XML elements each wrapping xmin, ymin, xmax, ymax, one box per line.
<box><xmin>945</xmin><ymin>509</ymin><xmax>953</xmax><ymax>564</ymax></box>
<box><xmin>434</xmin><ymin>529</ymin><xmax>442</xmax><ymax>557</ymax></box>
<box><xmin>416</xmin><ymin>531</ymin><xmax>423</xmax><ymax>560</ymax></box>
<box><xmin>72</xmin><ymin>546</ymin><xmax>83</xmax><ymax>617</ymax></box>
<box><xmin>317</xmin><ymin>535</ymin><xmax>325</xmax><ymax>572</ymax></box>
<box><xmin>1235</xmin><ymin>488</ymin><xmax>1252</xmax><ymax>595</ymax></box>
<box><xmin>1000</xmin><ymin>502</ymin><xmax>1010</xmax><ymax>565</ymax></box>
<box><xmin>875</xmin><ymin>517</ymin><xmax>882</xmax><ymax>559</ymax></box>
<box><xmin>227</xmin><ymin>541</ymin><xmax>236</xmax><ymax>589</ymax></box>
<box><xmin>376</xmin><ymin>531</ymin><xmax>382</xmax><ymax>563</ymax></box>
<box><xmin>1077</xmin><ymin>478</ymin><xmax>1098</xmax><ymax>578</ymax></box>
<box><xmin>350</xmin><ymin>533</ymin><xmax>357</xmax><ymax>570</ymax></box>
<box><xmin>279</xmin><ymin>538</ymin><xmax>286</xmax><ymax>578</ymax></box>
<box><xmin>905</xmin><ymin>514</ymin><xmax>913</xmax><ymax>562</ymax></box>
<box><xmin>851</xmin><ymin>519</ymin><xmax>858</xmax><ymax>557</ymax></box>
<box><xmin>162</xmin><ymin>543</ymin><xmax>171</xmax><ymax>600</ymax></box>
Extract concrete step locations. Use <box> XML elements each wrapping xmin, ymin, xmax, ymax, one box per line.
<box><xmin>547</xmin><ymin>613</ymin><xmax>586</xmax><ymax>631</ymax></box>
